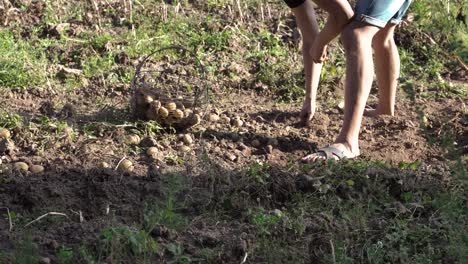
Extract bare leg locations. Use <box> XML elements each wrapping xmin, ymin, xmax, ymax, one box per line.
<box><xmin>291</xmin><ymin>1</ymin><xmax>322</xmax><ymax>123</ymax></box>
<box><xmin>366</xmin><ymin>23</ymin><xmax>399</xmax><ymax>116</ymax></box>
<box><xmin>303</xmin><ymin>21</ymin><xmax>380</xmax><ymax>162</ymax></box>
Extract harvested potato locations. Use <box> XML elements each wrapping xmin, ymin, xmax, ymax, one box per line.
<box><xmin>146</xmin><ymin>147</ymin><xmax>158</xmax><ymax>156</ymax></box>
<box><xmin>30</xmin><ymin>165</ymin><xmax>44</xmax><ymax>173</ymax></box>
<box><xmin>127</xmin><ymin>134</ymin><xmax>141</xmax><ymax>145</ymax></box>
<box><xmin>101</xmin><ymin>162</ymin><xmax>111</xmax><ymax>168</ymax></box>
<box><xmin>0</xmin><ymin>128</ymin><xmax>11</xmax><ymax>139</ymax></box>
<box><xmin>170</xmin><ymin>109</ymin><xmax>184</xmax><ymax>120</ymax></box>
<box><xmin>158</xmin><ymin>107</ymin><xmax>169</xmax><ymax>119</ymax></box>
<box><xmin>182</xmin><ymin>134</ymin><xmax>193</xmax><ymax>145</ymax></box>
<box><xmin>144</xmin><ymin>95</ymin><xmax>154</xmax><ymax>104</ymax></box>
<box><xmin>165</xmin><ymin>102</ymin><xmax>177</xmax><ymax>111</ymax></box>
<box><xmin>179</xmin><ymin>145</ymin><xmax>191</xmax><ymax>153</ymax></box>
<box><xmin>118</xmin><ymin>159</ymin><xmax>134</xmax><ymax>172</ymax></box>
<box><xmin>14</xmin><ymin>162</ymin><xmax>29</xmax><ymax>172</ymax></box>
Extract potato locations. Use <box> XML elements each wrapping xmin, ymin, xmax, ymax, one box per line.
<box><xmin>158</xmin><ymin>107</ymin><xmax>169</xmax><ymax>119</ymax></box>
<box><xmin>165</xmin><ymin>102</ymin><xmax>177</xmax><ymax>111</ymax></box>
<box><xmin>182</xmin><ymin>134</ymin><xmax>193</xmax><ymax>145</ymax></box>
<box><xmin>170</xmin><ymin>109</ymin><xmax>184</xmax><ymax>120</ymax></box>
<box><xmin>127</xmin><ymin>134</ymin><xmax>141</xmax><ymax>145</ymax></box>
<box><xmin>144</xmin><ymin>95</ymin><xmax>154</xmax><ymax>104</ymax></box>
<box><xmin>30</xmin><ymin>165</ymin><xmax>44</xmax><ymax>173</ymax></box>
<box><xmin>179</xmin><ymin>145</ymin><xmax>191</xmax><ymax>153</ymax></box>
<box><xmin>14</xmin><ymin>162</ymin><xmax>29</xmax><ymax>172</ymax></box>
<box><xmin>0</xmin><ymin>128</ymin><xmax>10</xmax><ymax>139</ymax></box>
<box><xmin>146</xmin><ymin>147</ymin><xmax>158</xmax><ymax>156</ymax></box>
<box><xmin>101</xmin><ymin>162</ymin><xmax>111</xmax><ymax>168</ymax></box>
<box><xmin>118</xmin><ymin>159</ymin><xmax>134</xmax><ymax>172</ymax></box>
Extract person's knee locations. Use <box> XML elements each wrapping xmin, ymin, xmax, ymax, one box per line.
<box><xmin>372</xmin><ymin>35</ymin><xmax>395</xmax><ymax>51</ymax></box>
<box><xmin>342</xmin><ymin>24</ymin><xmax>377</xmax><ymax>54</ymax></box>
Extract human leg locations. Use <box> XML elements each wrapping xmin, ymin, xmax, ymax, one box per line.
<box><xmin>303</xmin><ymin>22</ymin><xmax>380</xmax><ymax>162</ymax></box>
<box><xmin>367</xmin><ymin>23</ymin><xmax>399</xmax><ymax>116</ymax></box>
<box><xmin>290</xmin><ymin>1</ymin><xmax>322</xmax><ymax>123</ymax></box>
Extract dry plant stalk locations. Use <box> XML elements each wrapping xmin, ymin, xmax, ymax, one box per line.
<box><xmin>24</xmin><ymin>212</ymin><xmax>69</xmax><ymax>227</ymax></box>
<box><xmin>0</xmin><ymin>207</ymin><xmax>13</xmax><ymax>231</ymax></box>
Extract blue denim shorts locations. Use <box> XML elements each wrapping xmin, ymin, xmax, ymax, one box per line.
<box><xmin>354</xmin><ymin>0</ymin><xmax>413</xmax><ymax>28</ymax></box>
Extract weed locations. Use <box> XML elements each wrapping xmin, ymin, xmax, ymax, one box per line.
<box><xmin>0</xmin><ymin>111</ymin><xmax>23</xmax><ymax>129</ymax></box>
<box><xmin>99</xmin><ymin>226</ymin><xmax>158</xmax><ymax>263</ymax></box>
<box><xmin>12</xmin><ymin>235</ymin><xmax>39</xmax><ymax>264</ymax></box>
<box><xmin>0</xmin><ymin>30</ymin><xmax>46</xmax><ymax>89</ymax></box>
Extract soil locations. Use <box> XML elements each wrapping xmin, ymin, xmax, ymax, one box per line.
<box><xmin>0</xmin><ymin>1</ymin><xmax>466</xmax><ymax>263</ymax></box>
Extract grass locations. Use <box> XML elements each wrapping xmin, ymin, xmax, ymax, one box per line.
<box><xmin>0</xmin><ymin>0</ymin><xmax>466</xmax><ymax>263</ymax></box>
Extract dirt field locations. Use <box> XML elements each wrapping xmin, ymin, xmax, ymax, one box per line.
<box><xmin>0</xmin><ymin>1</ymin><xmax>466</xmax><ymax>263</ymax></box>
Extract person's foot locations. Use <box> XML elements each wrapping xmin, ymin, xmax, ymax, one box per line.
<box><xmin>301</xmin><ymin>143</ymin><xmax>359</xmax><ymax>163</ymax></box>
<box><xmin>299</xmin><ymin>100</ymin><xmax>315</xmax><ymax>124</ymax></box>
<box><xmin>364</xmin><ymin>107</ymin><xmax>394</xmax><ymax>117</ymax></box>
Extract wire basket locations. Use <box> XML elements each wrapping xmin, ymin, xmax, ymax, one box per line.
<box><xmin>130</xmin><ymin>45</ymin><xmax>209</xmax><ymax>130</ymax></box>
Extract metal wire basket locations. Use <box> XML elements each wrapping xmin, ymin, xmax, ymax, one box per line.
<box><xmin>130</xmin><ymin>45</ymin><xmax>209</xmax><ymax>129</ymax></box>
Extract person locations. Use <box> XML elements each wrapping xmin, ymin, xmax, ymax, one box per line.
<box><xmin>302</xmin><ymin>0</ymin><xmax>413</xmax><ymax>162</ymax></box>
<box><xmin>284</xmin><ymin>0</ymin><xmax>354</xmax><ymax>124</ymax></box>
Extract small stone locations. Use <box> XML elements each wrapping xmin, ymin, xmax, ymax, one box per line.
<box><xmin>208</xmin><ymin>113</ymin><xmax>220</xmax><ymax>123</ymax></box>
<box><xmin>182</xmin><ymin>134</ymin><xmax>193</xmax><ymax>145</ymax></box>
<box><xmin>265</xmin><ymin>145</ymin><xmax>273</xmax><ymax>154</ymax></box>
<box><xmin>338</xmin><ymin>101</ymin><xmax>345</xmax><ymax>109</ymax></box>
<box><xmin>40</xmin><ymin>257</ymin><xmax>51</xmax><ymax>264</ymax></box>
<box><xmin>225</xmin><ymin>152</ymin><xmax>237</xmax><ymax>161</ymax></box>
<box><xmin>232</xmin><ymin>118</ymin><xmax>243</xmax><ymax>128</ymax></box>
<box><xmin>30</xmin><ymin>165</ymin><xmax>44</xmax><ymax>173</ymax></box>
<box><xmin>14</xmin><ymin>162</ymin><xmax>29</xmax><ymax>172</ymax></box>
<box><xmin>0</xmin><ymin>128</ymin><xmax>11</xmax><ymax>139</ymax></box>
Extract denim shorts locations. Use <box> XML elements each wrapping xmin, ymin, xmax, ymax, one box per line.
<box><xmin>354</xmin><ymin>0</ymin><xmax>413</xmax><ymax>28</ymax></box>
<box><xmin>284</xmin><ymin>0</ymin><xmax>306</xmax><ymax>9</ymax></box>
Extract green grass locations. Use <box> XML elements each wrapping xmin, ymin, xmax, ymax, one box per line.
<box><xmin>0</xmin><ymin>30</ymin><xmax>46</xmax><ymax>90</ymax></box>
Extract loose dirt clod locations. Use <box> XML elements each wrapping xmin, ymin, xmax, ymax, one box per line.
<box><xmin>220</xmin><ymin>115</ymin><xmax>231</xmax><ymax>124</ymax></box>
<box><xmin>118</xmin><ymin>159</ymin><xmax>134</xmax><ymax>172</ymax></box>
<box><xmin>14</xmin><ymin>162</ymin><xmax>29</xmax><ymax>172</ymax></box>
<box><xmin>251</xmin><ymin>139</ymin><xmax>260</xmax><ymax>148</ymax></box>
<box><xmin>225</xmin><ymin>152</ymin><xmax>237</xmax><ymax>161</ymax></box>
<box><xmin>0</xmin><ymin>128</ymin><xmax>11</xmax><ymax>139</ymax></box>
<box><xmin>208</xmin><ymin>113</ymin><xmax>220</xmax><ymax>122</ymax></box>
<box><xmin>30</xmin><ymin>165</ymin><xmax>44</xmax><ymax>173</ymax></box>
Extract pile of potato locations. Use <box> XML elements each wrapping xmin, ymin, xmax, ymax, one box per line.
<box><xmin>132</xmin><ymin>87</ymin><xmax>202</xmax><ymax>130</ymax></box>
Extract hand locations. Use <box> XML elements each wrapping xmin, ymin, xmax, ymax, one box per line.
<box><xmin>310</xmin><ymin>40</ymin><xmax>328</xmax><ymax>63</ymax></box>
<box><xmin>299</xmin><ymin>100</ymin><xmax>315</xmax><ymax>125</ymax></box>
